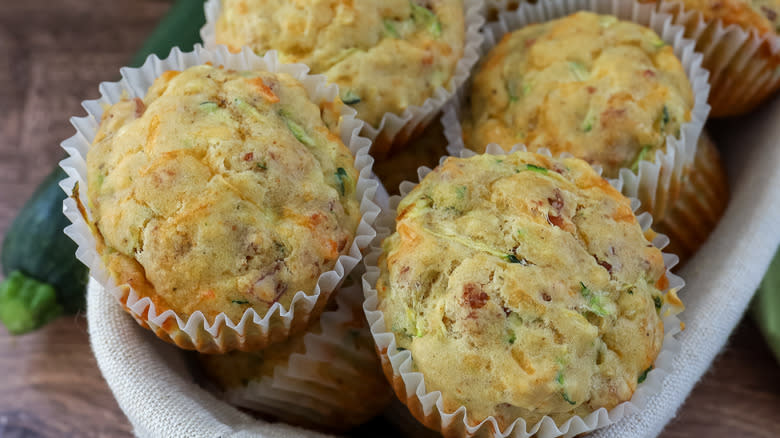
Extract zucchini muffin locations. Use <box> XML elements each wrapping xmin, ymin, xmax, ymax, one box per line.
<box><xmin>646</xmin><ymin>0</ymin><xmax>780</xmax><ymax>116</ymax></box>
<box><xmin>214</xmin><ymin>0</ymin><xmax>466</xmax><ymax>129</ymax></box>
<box><xmin>375</xmin><ymin>151</ymin><xmax>681</xmax><ymax>428</ymax></box>
<box><xmin>462</xmin><ymin>11</ymin><xmax>694</xmax><ymax>178</ymax></box>
<box><xmin>85</xmin><ymin>65</ymin><xmax>361</xmax><ymax>338</ymax></box>
<box><xmin>199</xmin><ymin>281</ymin><xmax>392</xmax><ymax>431</ymax></box>
<box><xmin>649</xmin><ymin>0</ymin><xmax>780</xmax><ymax>32</ymax></box>
<box><xmin>654</xmin><ymin>131</ymin><xmax>729</xmax><ymax>265</ymax></box>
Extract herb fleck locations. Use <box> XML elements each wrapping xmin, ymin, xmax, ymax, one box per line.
<box><xmin>653</xmin><ymin>295</ymin><xmax>663</xmax><ymax>310</ymax></box>
<box><xmin>199</xmin><ymin>101</ymin><xmax>219</xmax><ymax>113</ymax></box>
<box><xmin>517</xmin><ymin>164</ymin><xmax>548</xmax><ymax>174</ymax></box>
<box><xmin>232</xmin><ymin>299</ymin><xmax>250</xmax><ymax>305</ymax></box>
<box><xmin>556</xmin><ymin>370</ymin><xmax>577</xmax><ymax>405</ymax></box>
<box><xmin>336</xmin><ymin>167</ymin><xmax>349</xmax><ymax>196</ymax></box>
<box><xmin>579</xmin><ymin>282</ymin><xmax>611</xmax><ymax>317</ymax></box>
<box><xmin>506</xmin><ymin>80</ymin><xmax>519</xmax><ymax>102</ymax></box>
<box><xmin>630</xmin><ymin>145</ymin><xmax>653</xmax><ymax>172</ymax></box>
<box><xmin>582</xmin><ymin>107</ymin><xmax>596</xmax><ymax>132</ymax></box>
<box><xmin>659</xmin><ymin>105</ymin><xmax>670</xmax><ymax>132</ymax></box>
<box><xmin>256</xmin><ymin>162</ymin><xmax>267</xmax><ymax>170</ymax></box>
<box><xmin>506</xmin><ymin>254</ymin><xmax>528</xmax><ymax>265</ymax></box>
<box><xmin>599</xmin><ymin>15</ymin><xmax>617</xmax><ymax>28</ymax></box>
<box><xmin>342</xmin><ymin>90</ymin><xmax>361</xmax><ymax>105</ymax></box>
<box><xmin>638</xmin><ymin>365</ymin><xmax>653</xmax><ymax>384</ymax></box>
<box><xmin>279</xmin><ymin>110</ymin><xmax>315</xmax><ymax>146</ymax></box>
<box><xmin>568</xmin><ymin>61</ymin><xmax>589</xmax><ymax>81</ymax></box>
<box><xmin>383</xmin><ymin>19</ymin><xmax>400</xmax><ymax>38</ymax></box>
<box><xmin>410</xmin><ymin>1</ymin><xmax>442</xmax><ymax>37</ymax></box>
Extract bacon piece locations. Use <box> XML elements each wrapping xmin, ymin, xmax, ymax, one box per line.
<box><xmin>463</xmin><ymin>283</ymin><xmax>489</xmax><ymax>309</ymax></box>
<box><xmin>133</xmin><ymin>97</ymin><xmax>146</xmax><ymax>118</ymax></box>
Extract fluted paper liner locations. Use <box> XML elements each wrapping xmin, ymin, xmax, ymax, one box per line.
<box><xmin>211</xmin><ymin>277</ymin><xmax>392</xmax><ymax>431</ymax></box>
<box><xmin>654</xmin><ymin>131</ymin><xmax>730</xmax><ymax>266</ymax></box>
<box><xmin>656</xmin><ymin>0</ymin><xmax>780</xmax><ymax>117</ymax></box>
<box><xmin>200</xmin><ymin>0</ymin><xmax>486</xmax><ymax>156</ymax></box>
<box><xmin>443</xmin><ymin>0</ymin><xmax>711</xmax><ymax>223</ymax></box>
<box><xmin>59</xmin><ymin>46</ymin><xmax>381</xmax><ymax>353</ymax></box>
<box><xmin>362</xmin><ymin>146</ymin><xmax>685</xmax><ymax>438</ymax></box>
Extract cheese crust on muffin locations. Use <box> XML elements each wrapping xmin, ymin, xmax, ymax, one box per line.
<box><xmin>376</xmin><ymin>151</ymin><xmax>675</xmax><ymax>425</ymax></box>
<box><xmin>463</xmin><ymin>11</ymin><xmax>694</xmax><ymax>178</ymax></box>
<box><xmin>215</xmin><ymin>0</ymin><xmax>465</xmax><ymax>127</ymax></box>
<box><xmin>86</xmin><ymin>65</ymin><xmax>360</xmax><ymax>322</ymax></box>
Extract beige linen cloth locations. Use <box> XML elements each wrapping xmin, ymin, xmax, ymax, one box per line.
<box><xmin>88</xmin><ymin>101</ymin><xmax>780</xmax><ymax>437</ymax></box>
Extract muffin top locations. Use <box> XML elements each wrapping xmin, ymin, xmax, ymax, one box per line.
<box><xmin>199</xmin><ymin>283</ymin><xmax>390</xmax><ymax>429</ymax></box>
<box><xmin>86</xmin><ymin>64</ymin><xmax>361</xmax><ymax>322</ymax></box>
<box><xmin>647</xmin><ymin>0</ymin><xmax>780</xmax><ymax>34</ymax></box>
<box><xmin>376</xmin><ymin>151</ymin><xmax>679</xmax><ymax>425</ymax></box>
<box><xmin>215</xmin><ymin>0</ymin><xmax>465</xmax><ymax>127</ymax></box>
<box><xmin>463</xmin><ymin>11</ymin><xmax>694</xmax><ymax>178</ymax></box>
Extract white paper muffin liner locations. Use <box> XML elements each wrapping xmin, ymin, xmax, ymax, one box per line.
<box><xmin>210</xmin><ymin>276</ymin><xmax>393</xmax><ymax>431</ymax></box>
<box><xmin>200</xmin><ymin>0</ymin><xmax>486</xmax><ymax>156</ymax></box>
<box><xmin>653</xmin><ymin>130</ymin><xmax>729</xmax><ymax>266</ymax></box>
<box><xmin>58</xmin><ymin>45</ymin><xmax>381</xmax><ymax>354</ymax></box>
<box><xmin>484</xmin><ymin>0</ymin><xmax>524</xmax><ymax>21</ymax></box>
<box><xmin>656</xmin><ymin>0</ymin><xmax>780</xmax><ymax>117</ymax></box>
<box><xmin>362</xmin><ymin>146</ymin><xmax>685</xmax><ymax>438</ymax></box>
<box><xmin>443</xmin><ymin>0</ymin><xmax>711</xmax><ymax>222</ymax></box>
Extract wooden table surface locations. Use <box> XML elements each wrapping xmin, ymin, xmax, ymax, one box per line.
<box><xmin>0</xmin><ymin>1</ymin><xmax>778</xmax><ymax>437</ymax></box>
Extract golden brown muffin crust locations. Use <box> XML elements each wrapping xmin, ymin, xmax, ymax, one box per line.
<box><xmin>86</xmin><ymin>65</ymin><xmax>361</xmax><ymax>322</ymax></box>
<box><xmin>643</xmin><ymin>0</ymin><xmax>780</xmax><ymax>34</ymax></box>
<box><xmin>376</xmin><ymin>152</ymin><xmax>673</xmax><ymax>426</ymax></box>
<box><xmin>463</xmin><ymin>12</ymin><xmax>694</xmax><ymax>178</ymax></box>
<box><xmin>216</xmin><ymin>0</ymin><xmax>466</xmax><ymax>127</ymax></box>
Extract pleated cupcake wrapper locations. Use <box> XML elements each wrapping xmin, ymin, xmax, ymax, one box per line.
<box><xmin>200</xmin><ymin>0</ymin><xmax>486</xmax><ymax>157</ymax></box>
<box><xmin>484</xmin><ymin>0</ymin><xmax>523</xmax><ymax>21</ymax></box>
<box><xmin>59</xmin><ymin>45</ymin><xmax>381</xmax><ymax>353</ymax></box>
<box><xmin>443</xmin><ymin>0</ymin><xmax>711</xmax><ymax>223</ymax></box>
<box><xmin>362</xmin><ymin>146</ymin><xmax>685</xmax><ymax>438</ymax></box>
<box><xmin>654</xmin><ymin>131</ymin><xmax>730</xmax><ymax>266</ymax></box>
<box><xmin>656</xmin><ymin>0</ymin><xmax>780</xmax><ymax>117</ymax></box>
<box><xmin>220</xmin><ymin>279</ymin><xmax>392</xmax><ymax>431</ymax></box>
<box><xmin>383</xmin><ymin>397</ymin><xmax>446</xmax><ymax>438</ymax></box>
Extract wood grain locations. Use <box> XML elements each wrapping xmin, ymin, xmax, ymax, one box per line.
<box><xmin>0</xmin><ymin>1</ymin><xmax>778</xmax><ymax>437</ymax></box>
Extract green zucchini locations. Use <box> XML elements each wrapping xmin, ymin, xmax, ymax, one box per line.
<box><xmin>0</xmin><ymin>271</ymin><xmax>63</xmax><ymax>335</ymax></box>
<box><xmin>1</xmin><ymin>167</ymin><xmax>88</xmax><ymax>319</ymax></box>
